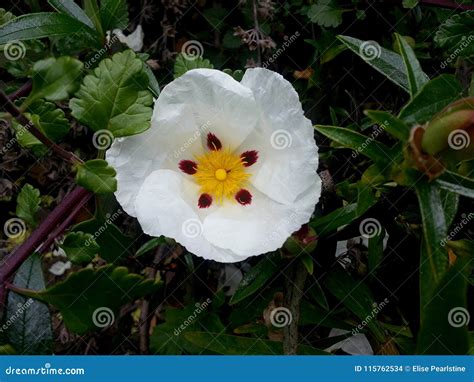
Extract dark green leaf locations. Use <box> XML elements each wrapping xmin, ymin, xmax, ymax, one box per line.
<box><xmin>26</xmin><ymin>99</ymin><xmax>69</xmax><ymax>141</ymax></box>
<box><xmin>16</xmin><ymin>183</ymin><xmax>40</xmax><ymax>227</ymax></box>
<box><xmin>436</xmin><ymin>170</ymin><xmax>474</xmax><ymax>199</ymax></box>
<box><xmin>440</xmin><ymin>188</ymin><xmax>459</xmax><ymax>229</ymax></box>
<box><xmin>398</xmin><ymin>75</ymin><xmax>463</xmax><ymax>125</ymax></box>
<box><xmin>435</xmin><ymin>10</ymin><xmax>474</xmax><ymax>58</ymax></box>
<box><xmin>75</xmin><ymin>159</ymin><xmax>117</xmax><ymax>194</ymax></box>
<box><xmin>20</xmin><ymin>265</ymin><xmax>161</xmax><ymax>334</ymax></box>
<box><xmin>229</xmin><ymin>253</ymin><xmax>282</xmax><ymax>305</ymax></box>
<box><xmin>174</xmin><ymin>53</ymin><xmax>214</xmax><ymax>79</ymax></box>
<box><xmin>308</xmin><ymin>0</ymin><xmax>344</xmax><ymax>28</ymax></box>
<box><xmin>368</xmin><ymin>229</ymin><xmax>384</xmax><ymax>277</ymax></box>
<box><xmin>135</xmin><ymin>237</ymin><xmax>166</xmax><ymax>257</ymax></box>
<box><xmin>60</xmin><ymin>231</ymin><xmax>100</xmax><ymax>264</ymax></box>
<box><xmin>364</xmin><ymin>110</ymin><xmax>411</xmax><ymax>141</ymax></box>
<box><xmin>99</xmin><ymin>0</ymin><xmax>128</xmax><ymax>31</ymax></box>
<box><xmin>6</xmin><ymin>254</ymin><xmax>52</xmax><ymax>354</ymax></box>
<box><xmin>300</xmin><ymin>300</ymin><xmax>353</xmax><ymax>330</ymax></box>
<box><xmin>47</xmin><ymin>0</ymin><xmax>94</xmax><ymax>29</ymax></box>
<box><xmin>70</xmin><ymin>50</ymin><xmax>153</xmax><ymax>137</ymax></box>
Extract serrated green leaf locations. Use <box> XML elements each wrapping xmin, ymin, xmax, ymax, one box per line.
<box><xmin>229</xmin><ymin>252</ymin><xmax>282</xmax><ymax>305</ymax></box>
<box><xmin>19</xmin><ymin>265</ymin><xmax>161</xmax><ymax>334</ymax></box>
<box><xmin>338</xmin><ymin>35</ymin><xmax>410</xmax><ymax>93</ymax></box>
<box><xmin>435</xmin><ymin>10</ymin><xmax>474</xmax><ymax>58</ymax></box>
<box><xmin>99</xmin><ymin>0</ymin><xmax>128</xmax><ymax>31</ymax></box>
<box><xmin>0</xmin><ymin>12</ymin><xmax>99</xmax><ymax>45</ymax></box>
<box><xmin>27</xmin><ymin>56</ymin><xmax>83</xmax><ymax>103</ymax></box>
<box><xmin>394</xmin><ymin>33</ymin><xmax>429</xmax><ymax>97</ymax></box>
<box><xmin>75</xmin><ymin>159</ymin><xmax>117</xmax><ymax>194</ymax></box>
<box><xmin>61</xmin><ymin>231</ymin><xmax>99</xmax><ymax>264</ymax></box>
<box><xmin>315</xmin><ymin>124</ymin><xmax>392</xmax><ymax>163</ymax></box>
<box><xmin>398</xmin><ymin>75</ymin><xmax>463</xmax><ymax>125</ymax></box>
<box><xmin>174</xmin><ymin>53</ymin><xmax>214</xmax><ymax>79</ymax></box>
<box><xmin>47</xmin><ymin>0</ymin><xmax>95</xmax><ymax>29</ymax></box>
<box><xmin>6</xmin><ymin>254</ymin><xmax>52</xmax><ymax>354</ymax></box>
<box><xmin>70</xmin><ymin>50</ymin><xmax>153</xmax><ymax>137</ymax></box>
<box><xmin>26</xmin><ymin>100</ymin><xmax>69</xmax><ymax>141</ymax></box>
<box><xmin>308</xmin><ymin>0</ymin><xmax>344</xmax><ymax>28</ymax></box>
<box><xmin>364</xmin><ymin>109</ymin><xmax>411</xmax><ymax>141</ymax></box>
<box><xmin>16</xmin><ymin>184</ymin><xmax>40</xmax><ymax>227</ymax></box>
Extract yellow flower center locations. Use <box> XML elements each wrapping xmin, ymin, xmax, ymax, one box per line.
<box><xmin>194</xmin><ymin>149</ymin><xmax>250</xmax><ymax>203</ymax></box>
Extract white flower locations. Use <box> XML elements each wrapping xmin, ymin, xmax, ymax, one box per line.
<box><xmin>112</xmin><ymin>25</ymin><xmax>144</xmax><ymax>52</ymax></box>
<box><xmin>49</xmin><ymin>261</ymin><xmax>71</xmax><ymax>276</ymax></box>
<box><xmin>106</xmin><ymin>68</ymin><xmax>321</xmax><ymax>262</ymax></box>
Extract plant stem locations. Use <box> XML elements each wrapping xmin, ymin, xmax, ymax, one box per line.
<box><xmin>7</xmin><ymin>81</ymin><xmax>32</xmax><ymax>101</ymax></box>
<box><xmin>420</xmin><ymin>0</ymin><xmax>474</xmax><ymax>9</ymax></box>
<box><xmin>283</xmin><ymin>259</ymin><xmax>308</xmax><ymax>355</ymax></box>
<box><xmin>0</xmin><ymin>90</ymin><xmax>83</xmax><ymax>165</ymax></box>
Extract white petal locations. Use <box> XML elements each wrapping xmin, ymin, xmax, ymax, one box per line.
<box><xmin>326</xmin><ymin>329</ymin><xmax>373</xmax><ymax>355</ymax></box>
<box><xmin>49</xmin><ymin>261</ymin><xmax>71</xmax><ymax>276</ymax></box>
<box><xmin>112</xmin><ymin>25</ymin><xmax>144</xmax><ymax>52</ymax></box>
<box><xmin>134</xmin><ymin>170</ymin><xmax>246</xmax><ymax>263</ymax></box>
<box><xmin>240</xmin><ymin>68</ymin><xmax>320</xmax><ymax>205</ymax></box>
<box><xmin>203</xmin><ymin>180</ymin><xmax>320</xmax><ymax>258</ymax></box>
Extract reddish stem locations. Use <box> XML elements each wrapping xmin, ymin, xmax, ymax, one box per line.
<box><xmin>7</xmin><ymin>81</ymin><xmax>33</xmax><ymax>101</ymax></box>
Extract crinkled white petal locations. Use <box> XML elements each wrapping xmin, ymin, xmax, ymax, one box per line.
<box><xmin>240</xmin><ymin>68</ymin><xmax>320</xmax><ymax>205</ymax></box>
<box><xmin>134</xmin><ymin>169</ymin><xmax>248</xmax><ymax>262</ymax></box>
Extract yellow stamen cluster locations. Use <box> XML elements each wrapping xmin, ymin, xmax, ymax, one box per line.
<box><xmin>194</xmin><ymin>149</ymin><xmax>250</xmax><ymax>203</ymax></box>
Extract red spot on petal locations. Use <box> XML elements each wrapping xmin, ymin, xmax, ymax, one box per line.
<box><xmin>207</xmin><ymin>133</ymin><xmax>222</xmax><ymax>151</ymax></box>
<box><xmin>198</xmin><ymin>193</ymin><xmax>213</xmax><ymax>208</ymax></box>
<box><xmin>179</xmin><ymin>160</ymin><xmax>197</xmax><ymax>175</ymax></box>
<box><xmin>235</xmin><ymin>189</ymin><xmax>252</xmax><ymax>205</ymax></box>
<box><xmin>240</xmin><ymin>150</ymin><xmax>259</xmax><ymax>167</ymax></box>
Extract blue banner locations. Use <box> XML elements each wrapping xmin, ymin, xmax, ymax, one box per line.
<box><xmin>0</xmin><ymin>356</ymin><xmax>472</xmax><ymax>381</ymax></box>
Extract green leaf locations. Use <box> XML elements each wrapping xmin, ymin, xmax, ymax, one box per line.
<box><xmin>229</xmin><ymin>253</ymin><xmax>282</xmax><ymax>305</ymax></box>
<box><xmin>20</xmin><ymin>265</ymin><xmax>161</xmax><ymax>334</ymax></box>
<box><xmin>26</xmin><ymin>100</ymin><xmax>69</xmax><ymax>141</ymax></box>
<box><xmin>27</xmin><ymin>56</ymin><xmax>83</xmax><ymax>103</ymax></box>
<box><xmin>184</xmin><ymin>332</ymin><xmax>329</xmax><ymax>355</ymax></box>
<box><xmin>440</xmin><ymin>188</ymin><xmax>459</xmax><ymax>229</ymax></box>
<box><xmin>435</xmin><ymin>170</ymin><xmax>474</xmax><ymax>199</ymax></box>
<box><xmin>417</xmin><ymin>255</ymin><xmax>471</xmax><ymax>354</ymax></box>
<box><xmin>337</xmin><ymin>35</ymin><xmax>410</xmax><ymax>93</ymax></box>
<box><xmin>60</xmin><ymin>231</ymin><xmax>99</xmax><ymax>264</ymax></box>
<box><xmin>174</xmin><ymin>53</ymin><xmax>214</xmax><ymax>79</ymax></box>
<box><xmin>0</xmin><ymin>12</ymin><xmax>99</xmax><ymax>45</ymax></box>
<box><xmin>99</xmin><ymin>0</ymin><xmax>129</xmax><ymax>31</ymax></box>
<box><xmin>398</xmin><ymin>75</ymin><xmax>463</xmax><ymax>125</ymax></box>
<box><xmin>435</xmin><ymin>10</ymin><xmax>474</xmax><ymax>58</ymax></box>
<box><xmin>364</xmin><ymin>109</ymin><xmax>411</xmax><ymax>141</ymax></box>
<box><xmin>75</xmin><ymin>159</ymin><xmax>117</xmax><ymax>194</ymax></box>
<box><xmin>368</xmin><ymin>229</ymin><xmax>384</xmax><ymax>277</ymax></box>
<box><xmin>394</xmin><ymin>33</ymin><xmax>429</xmax><ymax>97</ymax></box>
<box><xmin>300</xmin><ymin>300</ymin><xmax>353</xmax><ymax>330</ymax></box>
<box><xmin>300</xmin><ymin>253</ymin><xmax>314</xmax><ymax>275</ymax></box>
<box><xmin>308</xmin><ymin>0</ymin><xmax>344</xmax><ymax>28</ymax></box>
<box><xmin>47</xmin><ymin>0</ymin><xmax>95</xmax><ymax>29</ymax></box>
<box><xmin>315</xmin><ymin>124</ymin><xmax>392</xmax><ymax>163</ymax></box>
<box><xmin>415</xmin><ymin>181</ymin><xmax>448</xmax><ymax>286</ymax></box>
<box><xmin>135</xmin><ymin>237</ymin><xmax>166</xmax><ymax>257</ymax></box>
<box><xmin>16</xmin><ymin>184</ymin><xmax>40</xmax><ymax>227</ymax></box>
<box><xmin>70</xmin><ymin>50</ymin><xmax>153</xmax><ymax>137</ymax></box>
<box><xmin>143</xmin><ymin>63</ymin><xmax>160</xmax><ymax>98</ymax></box>
<box><xmin>324</xmin><ymin>267</ymin><xmax>386</xmax><ymax>342</ymax></box>
<box><xmin>402</xmin><ymin>0</ymin><xmax>419</xmax><ymax>8</ymax></box>
<box><xmin>6</xmin><ymin>254</ymin><xmax>52</xmax><ymax>354</ymax></box>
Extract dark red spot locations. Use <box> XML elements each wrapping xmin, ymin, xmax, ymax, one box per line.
<box><xmin>179</xmin><ymin>160</ymin><xmax>197</xmax><ymax>175</ymax></box>
<box><xmin>207</xmin><ymin>133</ymin><xmax>222</xmax><ymax>151</ymax></box>
<box><xmin>198</xmin><ymin>193</ymin><xmax>213</xmax><ymax>208</ymax></box>
<box><xmin>240</xmin><ymin>150</ymin><xmax>259</xmax><ymax>167</ymax></box>
<box><xmin>235</xmin><ymin>189</ymin><xmax>252</xmax><ymax>206</ymax></box>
